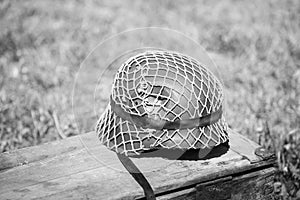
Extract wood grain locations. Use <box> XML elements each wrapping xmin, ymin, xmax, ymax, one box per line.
<box><xmin>0</xmin><ymin>129</ymin><xmax>275</xmax><ymax>200</ymax></box>
<box><xmin>158</xmin><ymin>167</ymin><xmax>276</xmax><ymax>200</ymax></box>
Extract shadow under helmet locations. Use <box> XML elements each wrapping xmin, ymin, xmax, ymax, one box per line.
<box><xmin>96</xmin><ymin>50</ymin><xmax>228</xmax><ymax>156</ymax></box>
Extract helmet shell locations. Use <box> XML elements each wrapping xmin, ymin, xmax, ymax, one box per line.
<box><xmin>96</xmin><ymin>51</ymin><xmax>228</xmax><ymax>155</ymax></box>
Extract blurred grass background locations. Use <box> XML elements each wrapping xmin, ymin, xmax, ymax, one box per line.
<box><xmin>0</xmin><ymin>0</ymin><xmax>299</xmax><ymax>197</ymax></box>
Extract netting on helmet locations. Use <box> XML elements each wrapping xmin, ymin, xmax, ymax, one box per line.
<box><xmin>96</xmin><ymin>51</ymin><xmax>228</xmax><ymax>156</ymax></box>
<box><xmin>112</xmin><ymin>51</ymin><xmax>223</xmax><ymax>120</ymax></box>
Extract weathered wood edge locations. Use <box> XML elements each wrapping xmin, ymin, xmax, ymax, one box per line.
<box><xmin>156</xmin><ymin>167</ymin><xmax>276</xmax><ymax>200</ymax></box>
<box><xmin>150</xmin><ymin>157</ymin><xmax>276</xmax><ymax>199</ymax></box>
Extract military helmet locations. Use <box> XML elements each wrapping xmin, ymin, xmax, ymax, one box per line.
<box><xmin>96</xmin><ymin>50</ymin><xmax>228</xmax><ymax>156</ymax></box>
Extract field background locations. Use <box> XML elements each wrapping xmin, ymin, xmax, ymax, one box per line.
<box><xmin>0</xmin><ymin>0</ymin><xmax>299</xmax><ymax>197</ymax></box>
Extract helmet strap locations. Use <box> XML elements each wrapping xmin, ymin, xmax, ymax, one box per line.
<box><xmin>111</xmin><ymin>96</ymin><xmax>223</xmax><ymax>131</ymax></box>
<box><xmin>117</xmin><ymin>153</ymin><xmax>156</xmax><ymax>200</ymax></box>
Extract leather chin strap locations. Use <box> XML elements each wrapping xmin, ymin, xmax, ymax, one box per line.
<box><xmin>112</xmin><ymin>96</ymin><xmax>223</xmax><ymax>200</ymax></box>
<box><xmin>117</xmin><ymin>153</ymin><xmax>156</xmax><ymax>200</ymax></box>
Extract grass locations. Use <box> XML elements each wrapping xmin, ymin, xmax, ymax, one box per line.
<box><xmin>0</xmin><ymin>0</ymin><xmax>299</xmax><ymax>198</ymax></box>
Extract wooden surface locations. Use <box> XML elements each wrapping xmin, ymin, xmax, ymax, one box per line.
<box><xmin>0</xmin><ymin>129</ymin><xmax>276</xmax><ymax>200</ymax></box>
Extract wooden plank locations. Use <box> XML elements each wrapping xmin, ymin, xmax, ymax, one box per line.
<box><xmin>0</xmin><ymin>145</ymin><xmax>241</xmax><ymax>199</ymax></box>
<box><xmin>0</xmin><ymin>130</ymin><xmax>261</xmax><ymax>171</ymax></box>
<box><xmin>0</xmin><ymin>129</ymin><xmax>274</xmax><ymax>199</ymax></box>
<box><xmin>0</xmin><ymin>132</ymin><xmax>95</xmax><ymax>171</ymax></box>
<box><xmin>158</xmin><ymin>167</ymin><xmax>276</xmax><ymax>200</ymax></box>
<box><xmin>228</xmin><ymin>130</ymin><xmax>262</xmax><ymax>163</ymax></box>
<box><xmin>195</xmin><ymin>167</ymin><xmax>276</xmax><ymax>200</ymax></box>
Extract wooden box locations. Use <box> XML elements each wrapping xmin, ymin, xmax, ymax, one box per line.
<box><xmin>0</xmin><ymin>129</ymin><xmax>276</xmax><ymax>199</ymax></box>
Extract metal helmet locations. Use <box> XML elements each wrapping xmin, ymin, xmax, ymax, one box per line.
<box><xmin>96</xmin><ymin>50</ymin><xmax>228</xmax><ymax>156</ymax></box>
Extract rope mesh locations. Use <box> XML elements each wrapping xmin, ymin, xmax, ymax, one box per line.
<box><xmin>96</xmin><ymin>51</ymin><xmax>228</xmax><ymax>155</ymax></box>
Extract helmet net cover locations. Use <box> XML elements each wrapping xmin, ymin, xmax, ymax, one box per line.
<box><xmin>96</xmin><ymin>51</ymin><xmax>228</xmax><ymax>156</ymax></box>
